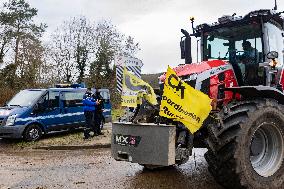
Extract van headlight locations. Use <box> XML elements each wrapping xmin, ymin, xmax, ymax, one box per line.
<box><xmin>6</xmin><ymin>114</ymin><xmax>18</xmax><ymax>126</ymax></box>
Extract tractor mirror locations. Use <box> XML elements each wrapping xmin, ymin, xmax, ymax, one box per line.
<box><xmin>267</xmin><ymin>51</ymin><xmax>278</xmax><ymax>59</ymax></box>
<box><xmin>180</xmin><ymin>37</ymin><xmax>192</xmax><ymax>63</ymax></box>
<box><xmin>180</xmin><ymin>29</ymin><xmax>192</xmax><ymax>64</ymax></box>
<box><xmin>180</xmin><ymin>38</ymin><xmax>185</xmax><ymax>59</ymax></box>
<box><xmin>208</xmin><ymin>35</ymin><xmax>215</xmax><ymax>42</ymax></box>
<box><xmin>208</xmin><ymin>44</ymin><xmax>212</xmax><ymax>58</ymax></box>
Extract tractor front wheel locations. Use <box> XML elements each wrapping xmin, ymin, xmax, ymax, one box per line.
<box><xmin>205</xmin><ymin>99</ymin><xmax>284</xmax><ymax>189</ymax></box>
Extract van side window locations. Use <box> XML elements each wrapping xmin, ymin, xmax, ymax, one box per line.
<box><xmin>38</xmin><ymin>93</ymin><xmax>49</xmax><ymax>109</ymax></box>
<box><xmin>100</xmin><ymin>91</ymin><xmax>107</xmax><ymax>99</ymax></box>
<box><xmin>62</xmin><ymin>92</ymin><xmax>85</xmax><ymax>107</ymax></box>
<box><xmin>49</xmin><ymin>91</ymin><xmax>59</xmax><ymax>108</ymax></box>
<box><xmin>100</xmin><ymin>91</ymin><xmax>110</xmax><ymax>103</ymax></box>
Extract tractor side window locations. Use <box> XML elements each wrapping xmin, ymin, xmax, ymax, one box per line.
<box><xmin>235</xmin><ymin>38</ymin><xmax>264</xmax><ymax>86</ymax></box>
<box><xmin>205</xmin><ymin>35</ymin><xmax>229</xmax><ymax>60</ymax></box>
<box><xmin>264</xmin><ymin>23</ymin><xmax>284</xmax><ymax>67</ymax></box>
<box><xmin>62</xmin><ymin>91</ymin><xmax>85</xmax><ymax>107</ymax></box>
<box><xmin>235</xmin><ymin>38</ymin><xmax>263</xmax><ymax>64</ymax></box>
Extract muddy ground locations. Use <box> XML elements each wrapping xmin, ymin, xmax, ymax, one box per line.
<box><xmin>0</xmin><ymin>148</ymin><xmax>222</xmax><ymax>189</ymax></box>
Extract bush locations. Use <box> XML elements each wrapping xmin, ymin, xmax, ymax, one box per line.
<box><xmin>0</xmin><ymin>87</ymin><xmax>17</xmax><ymax>106</ymax></box>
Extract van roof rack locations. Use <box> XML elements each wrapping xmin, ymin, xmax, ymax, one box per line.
<box><xmin>55</xmin><ymin>83</ymin><xmax>85</xmax><ymax>88</ymax></box>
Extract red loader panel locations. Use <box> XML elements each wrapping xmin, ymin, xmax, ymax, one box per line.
<box><xmin>209</xmin><ymin>69</ymin><xmax>239</xmax><ymax>105</ymax></box>
<box><xmin>160</xmin><ymin>60</ymin><xmax>227</xmax><ymax>82</ymax></box>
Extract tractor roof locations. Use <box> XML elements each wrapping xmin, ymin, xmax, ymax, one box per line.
<box><xmin>195</xmin><ymin>9</ymin><xmax>284</xmax><ymax>36</ymax></box>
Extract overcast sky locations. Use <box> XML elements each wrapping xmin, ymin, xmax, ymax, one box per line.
<box><xmin>1</xmin><ymin>0</ymin><xmax>284</xmax><ymax>73</ymax></box>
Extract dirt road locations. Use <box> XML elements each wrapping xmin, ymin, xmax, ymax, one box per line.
<box><xmin>0</xmin><ymin>148</ymin><xmax>222</xmax><ymax>189</ymax></box>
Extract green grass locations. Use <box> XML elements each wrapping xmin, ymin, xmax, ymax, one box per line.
<box><xmin>5</xmin><ymin>129</ymin><xmax>111</xmax><ymax>149</ymax></box>
<box><xmin>2</xmin><ymin>131</ymin><xmax>85</xmax><ymax>149</ymax></box>
<box><xmin>3</xmin><ymin>109</ymin><xmax>124</xmax><ymax>148</ymax></box>
<box><xmin>12</xmin><ymin>140</ymin><xmax>36</xmax><ymax>149</ymax></box>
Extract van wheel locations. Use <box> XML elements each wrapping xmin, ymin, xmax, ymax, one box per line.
<box><xmin>23</xmin><ymin>124</ymin><xmax>43</xmax><ymax>142</ymax></box>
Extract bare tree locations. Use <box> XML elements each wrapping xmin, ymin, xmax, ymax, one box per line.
<box><xmin>48</xmin><ymin>16</ymin><xmax>96</xmax><ymax>83</ymax></box>
<box><xmin>89</xmin><ymin>21</ymin><xmax>140</xmax><ymax>87</ymax></box>
<box><xmin>0</xmin><ymin>25</ymin><xmax>12</xmax><ymax>64</ymax></box>
<box><xmin>48</xmin><ymin>28</ymin><xmax>75</xmax><ymax>83</ymax></box>
<box><xmin>123</xmin><ymin>36</ymin><xmax>140</xmax><ymax>57</ymax></box>
<box><xmin>90</xmin><ymin>20</ymin><xmax>122</xmax><ymax>86</ymax></box>
<box><xmin>71</xmin><ymin>17</ymin><xmax>96</xmax><ymax>83</ymax></box>
<box><xmin>17</xmin><ymin>36</ymin><xmax>45</xmax><ymax>87</ymax></box>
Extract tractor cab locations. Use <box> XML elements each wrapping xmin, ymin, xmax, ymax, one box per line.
<box><xmin>182</xmin><ymin>9</ymin><xmax>284</xmax><ymax>88</ymax></box>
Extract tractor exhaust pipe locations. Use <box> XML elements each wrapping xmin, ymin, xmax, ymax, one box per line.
<box><xmin>274</xmin><ymin>0</ymin><xmax>278</xmax><ymax>10</ymax></box>
<box><xmin>180</xmin><ymin>29</ymin><xmax>192</xmax><ymax>64</ymax></box>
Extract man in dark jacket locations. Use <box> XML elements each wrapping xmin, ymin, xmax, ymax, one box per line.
<box><xmin>93</xmin><ymin>89</ymin><xmax>104</xmax><ymax>135</ymax></box>
<box><xmin>82</xmin><ymin>88</ymin><xmax>98</xmax><ymax>139</ymax></box>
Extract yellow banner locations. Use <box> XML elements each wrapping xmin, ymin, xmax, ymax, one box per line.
<box><xmin>159</xmin><ymin>66</ymin><xmax>212</xmax><ymax>133</ymax></box>
<box><xmin>121</xmin><ymin>67</ymin><xmax>157</xmax><ymax>107</ymax></box>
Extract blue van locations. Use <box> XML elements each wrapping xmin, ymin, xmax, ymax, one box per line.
<box><xmin>0</xmin><ymin>87</ymin><xmax>112</xmax><ymax>141</ymax></box>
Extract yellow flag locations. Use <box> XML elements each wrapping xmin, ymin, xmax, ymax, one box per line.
<box><xmin>121</xmin><ymin>67</ymin><xmax>157</xmax><ymax>107</ymax></box>
<box><xmin>159</xmin><ymin>66</ymin><xmax>212</xmax><ymax>133</ymax></box>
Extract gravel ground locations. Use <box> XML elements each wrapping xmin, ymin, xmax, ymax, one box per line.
<box><xmin>0</xmin><ymin>148</ymin><xmax>222</xmax><ymax>189</ymax></box>
<box><xmin>0</xmin><ymin>122</ymin><xmax>222</xmax><ymax>189</ymax></box>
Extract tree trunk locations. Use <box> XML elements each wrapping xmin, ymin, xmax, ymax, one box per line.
<box><xmin>14</xmin><ymin>24</ymin><xmax>21</xmax><ymax>66</ymax></box>
<box><xmin>14</xmin><ymin>36</ymin><xmax>20</xmax><ymax>66</ymax></box>
<box><xmin>0</xmin><ymin>41</ymin><xmax>7</xmax><ymax>64</ymax></box>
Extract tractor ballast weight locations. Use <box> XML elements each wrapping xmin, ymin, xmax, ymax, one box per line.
<box><xmin>111</xmin><ymin>9</ymin><xmax>284</xmax><ymax>189</ymax></box>
<box><xmin>111</xmin><ymin>122</ymin><xmax>176</xmax><ymax>166</ymax></box>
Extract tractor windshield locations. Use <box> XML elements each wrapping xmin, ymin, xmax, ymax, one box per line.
<box><xmin>203</xmin><ymin>23</ymin><xmax>263</xmax><ymax>65</ymax></box>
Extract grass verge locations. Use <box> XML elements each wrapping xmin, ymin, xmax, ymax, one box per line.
<box><xmin>1</xmin><ymin>127</ymin><xmax>112</xmax><ymax>150</ymax></box>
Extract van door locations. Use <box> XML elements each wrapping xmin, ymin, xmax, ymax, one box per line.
<box><xmin>33</xmin><ymin>91</ymin><xmax>62</xmax><ymax>131</ymax></box>
<box><xmin>99</xmin><ymin>90</ymin><xmax>112</xmax><ymax>123</ymax></box>
<box><xmin>61</xmin><ymin>90</ymin><xmax>85</xmax><ymax>129</ymax></box>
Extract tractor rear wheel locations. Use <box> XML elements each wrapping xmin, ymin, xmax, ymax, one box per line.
<box><xmin>205</xmin><ymin>99</ymin><xmax>284</xmax><ymax>189</ymax></box>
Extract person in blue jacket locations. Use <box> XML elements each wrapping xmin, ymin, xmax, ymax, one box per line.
<box><xmin>92</xmin><ymin>88</ymin><xmax>104</xmax><ymax>135</ymax></box>
<box><xmin>82</xmin><ymin>88</ymin><xmax>98</xmax><ymax>139</ymax></box>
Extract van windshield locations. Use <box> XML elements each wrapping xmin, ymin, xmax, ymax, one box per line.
<box><xmin>7</xmin><ymin>90</ymin><xmax>45</xmax><ymax>107</ymax></box>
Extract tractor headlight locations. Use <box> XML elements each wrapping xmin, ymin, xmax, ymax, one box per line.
<box><xmin>6</xmin><ymin>114</ymin><xmax>18</xmax><ymax>126</ymax></box>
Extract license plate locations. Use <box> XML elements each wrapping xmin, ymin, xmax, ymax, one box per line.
<box><xmin>114</xmin><ymin>134</ymin><xmax>141</xmax><ymax>147</ymax></box>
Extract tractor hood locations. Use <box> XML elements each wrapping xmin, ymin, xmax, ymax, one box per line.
<box><xmin>159</xmin><ymin>60</ymin><xmax>228</xmax><ymax>82</ymax></box>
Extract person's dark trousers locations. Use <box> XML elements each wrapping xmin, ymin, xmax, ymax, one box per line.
<box><xmin>84</xmin><ymin>111</ymin><xmax>94</xmax><ymax>138</ymax></box>
<box><xmin>98</xmin><ymin>112</ymin><xmax>104</xmax><ymax>134</ymax></box>
<box><xmin>93</xmin><ymin>112</ymin><xmax>102</xmax><ymax>134</ymax></box>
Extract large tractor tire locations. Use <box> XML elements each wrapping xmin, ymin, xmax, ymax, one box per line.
<box><xmin>205</xmin><ymin>99</ymin><xmax>284</xmax><ymax>189</ymax></box>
